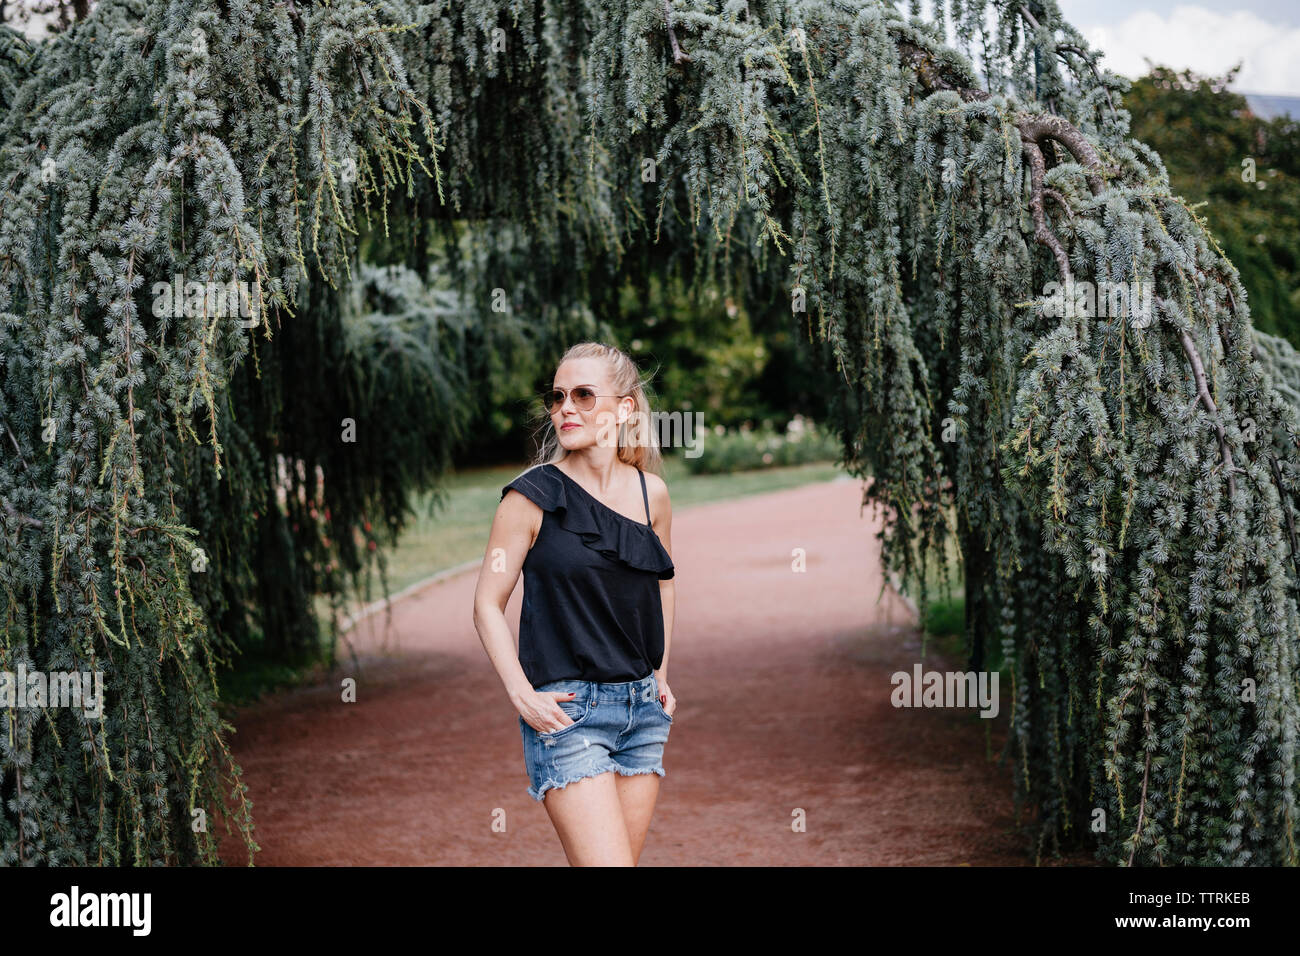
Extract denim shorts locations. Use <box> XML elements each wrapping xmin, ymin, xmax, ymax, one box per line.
<box><xmin>519</xmin><ymin>672</ymin><xmax>673</xmax><ymax>802</ymax></box>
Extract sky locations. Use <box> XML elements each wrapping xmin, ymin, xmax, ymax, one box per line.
<box><xmin>1057</xmin><ymin>0</ymin><xmax>1300</xmax><ymax>96</ymax></box>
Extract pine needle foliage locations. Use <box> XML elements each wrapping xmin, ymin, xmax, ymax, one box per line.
<box><xmin>0</xmin><ymin>0</ymin><xmax>463</xmax><ymax>864</ymax></box>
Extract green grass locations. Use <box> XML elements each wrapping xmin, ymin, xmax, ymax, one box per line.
<box><xmin>923</xmin><ymin>595</ymin><xmax>965</xmax><ymax>641</ymax></box>
<box><xmin>895</xmin><ymin>519</ymin><xmax>1014</xmax><ymax>766</ymax></box>
<box><xmin>889</xmin><ymin>508</ymin><xmax>975</xmax><ymax>663</ymax></box>
<box><xmin>898</xmin><ymin>517</ymin><xmax>1012</xmax><ymax>678</ymax></box>
<box><xmin>216</xmin><ymin>645</ymin><xmax>331</xmax><ymax>711</ymax></box>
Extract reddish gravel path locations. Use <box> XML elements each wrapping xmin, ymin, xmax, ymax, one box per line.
<box><xmin>217</xmin><ymin>475</ymin><xmax>1072</xmax><ymax>866</ymax></box>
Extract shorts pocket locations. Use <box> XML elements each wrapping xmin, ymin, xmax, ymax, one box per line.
<box><xmin>540</xmin><ymin>696</ymin><xmax>592</xmax><ymax>737</ymax></box>
<box><xmin>646</xmin><ymin>677</ymin><xmax>672</xmax><ymax>723</ymax></box>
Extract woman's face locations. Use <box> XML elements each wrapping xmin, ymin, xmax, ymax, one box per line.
<box><xmin>551</xmin><ymin>358</ymin><xmax>629</xmax><ymax>451</ymax></box>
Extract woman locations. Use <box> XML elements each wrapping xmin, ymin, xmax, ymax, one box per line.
<box><xmin>472</xmin><ymin>341</ymin><xmax>677</xmax><ymax>866</ymax></box>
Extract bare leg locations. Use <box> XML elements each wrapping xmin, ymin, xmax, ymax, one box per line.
<box><xmin>542</xmin><ymin>772</ymin><xmax>635</xmax><ymax>866</ymax></box>
<box><xmin>614</xmin><ymin>773</ymin><xmax>661</xmax><ymax>865</ymax></box>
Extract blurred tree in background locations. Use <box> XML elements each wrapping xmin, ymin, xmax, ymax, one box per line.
<box><xmin>1126</xmin><ymin>65</ymin><xmax>1300</xmax><ymax>346</ymax></box>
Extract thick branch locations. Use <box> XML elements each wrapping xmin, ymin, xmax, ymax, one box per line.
<box><xmin>1178</xmin><ymin>327</ymin><xmax>1239</xmax><ymax>501</ymax></box>
<box><xmin>4</xmin><ymin>421</ymin><xmax>26</xmax><ymax>469</ymax></box>
<box><xmin>1018</xmin><ymin>3</ymin><xmax>1043</xmax><ymax>31</ymax></box>
<box><xmin>664</xmin><ymin>1</ymin><xmax>691</xmax><ymax>64</ymax></box>
<box><xmin>1021</xmin><ymin>136</ymin><xmax>1071</xmax><ymax>282</ymax></box>
<box><xmin>1043</xmin><ymin>187</ymin><xmax>1072</xmax><ymax>221</ymax></box>
<box><xmin>2</xmin><ymin>499</ymin><xmax>43</xmax><ymax>529</ymax></box>
<box><xmin>1017</xmin><ymin>114</ymin><xmax>1104</xmax><ymax>196</ymax></box>
<box><xmin>352</xmin><ymin>53</ymin><xmax>370</xmax><ymax>97</ymax></box>
<box><xmin>1016</xmin><ymin>113</ymin><xmax>1106</xmax><ymax>291</ymax></box>
<box><xmin>897</xmin><ymin>24</ymin><xmax>1106</xmax><ymax>197</ymax></box>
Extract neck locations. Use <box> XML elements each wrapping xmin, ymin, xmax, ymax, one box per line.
<box><xmin>558</xmin><ymin>449</ymin><xmax>626</xmax><ymax>493</ymax></box>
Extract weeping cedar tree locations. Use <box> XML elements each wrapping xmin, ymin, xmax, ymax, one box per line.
<box><xmin>0</xmin><ymin>0</ymin><xmax>1297</xmax><ymax>866</ymax></box>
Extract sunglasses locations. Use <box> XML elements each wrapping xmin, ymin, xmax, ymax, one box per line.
<box><xmin>542</xmin><ymin>385</ymin><xmax>625</xmax><ymax>413</ymax></box>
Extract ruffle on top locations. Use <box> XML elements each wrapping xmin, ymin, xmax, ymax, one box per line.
<box><xmin>501</xmin><ymin>464</ymin><xmax>675</xmax><ymax>579</ymax></box>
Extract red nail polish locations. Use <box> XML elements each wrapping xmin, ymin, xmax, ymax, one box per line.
<box><xmin>660</xmin><ymin>695</ymin><xmax>666</xmax><ymax>704</ymax></box>
<box><xmin>568</xmin><ymin>692</ymin><xmax>575</xmax><ymax>696</ymax></box>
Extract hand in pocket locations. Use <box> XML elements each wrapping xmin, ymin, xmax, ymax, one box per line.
<box><xmin>519</xmin><ymin>690</ymin><xmax>581</xmax><ymax>734</ymax></box>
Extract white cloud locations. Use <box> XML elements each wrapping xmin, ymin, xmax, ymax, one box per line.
<box><xmin>1081</xmin><ymin>6</ymin><xmax>1300</xmax><ymax>95</ymax></box>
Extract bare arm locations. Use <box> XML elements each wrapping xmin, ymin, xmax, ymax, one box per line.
<box><xmin>471</xmin><ymin>489</ymin><xmax>541</xmax><ymax>706</ymax></box>
<box><xmin>649</xmin><ymin>474</ymin><xmax>675</xmax><ymax>690</ymax></box>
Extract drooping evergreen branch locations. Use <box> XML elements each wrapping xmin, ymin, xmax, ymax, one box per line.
<box><xmin>0</xmin><ymin>0</ymin><xmax>458</xmax><ymax>865</ymax></box>
<box><xmin>1017</xmin><ymin>3</ymin><xmax>1120</xmax><ymax>119</ymax></box>
<box><xmin>881</xmin><ymin>1</ymin><xmax>1300</xmax><ymax>864</ymax></box>
<box><xmin>901</xmin><ymin>18</ymin><xmax>1242</xmax><ymax>528</ymax></box>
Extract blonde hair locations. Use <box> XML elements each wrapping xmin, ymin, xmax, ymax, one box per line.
<box><xmin>531</xmin><ymin>342</ymin><xmax>663</xmax><ymax>474</ymax></box>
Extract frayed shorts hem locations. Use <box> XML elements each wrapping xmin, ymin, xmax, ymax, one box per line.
<box><xmin>527</xmin><ymin>764</ymin><xmax>666</xmax><ymax>803</ymax></box>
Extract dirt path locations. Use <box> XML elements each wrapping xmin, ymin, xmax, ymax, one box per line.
<box><xmin>217</xmin><ymin>475</ymin><xmax>1061</xmax><ymax>865</ymax></box>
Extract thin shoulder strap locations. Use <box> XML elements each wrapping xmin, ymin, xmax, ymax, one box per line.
<box><xmin>638</xmin><ymin>468</ymin><xmax>651</xmax><ymax>525</ymax></box>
